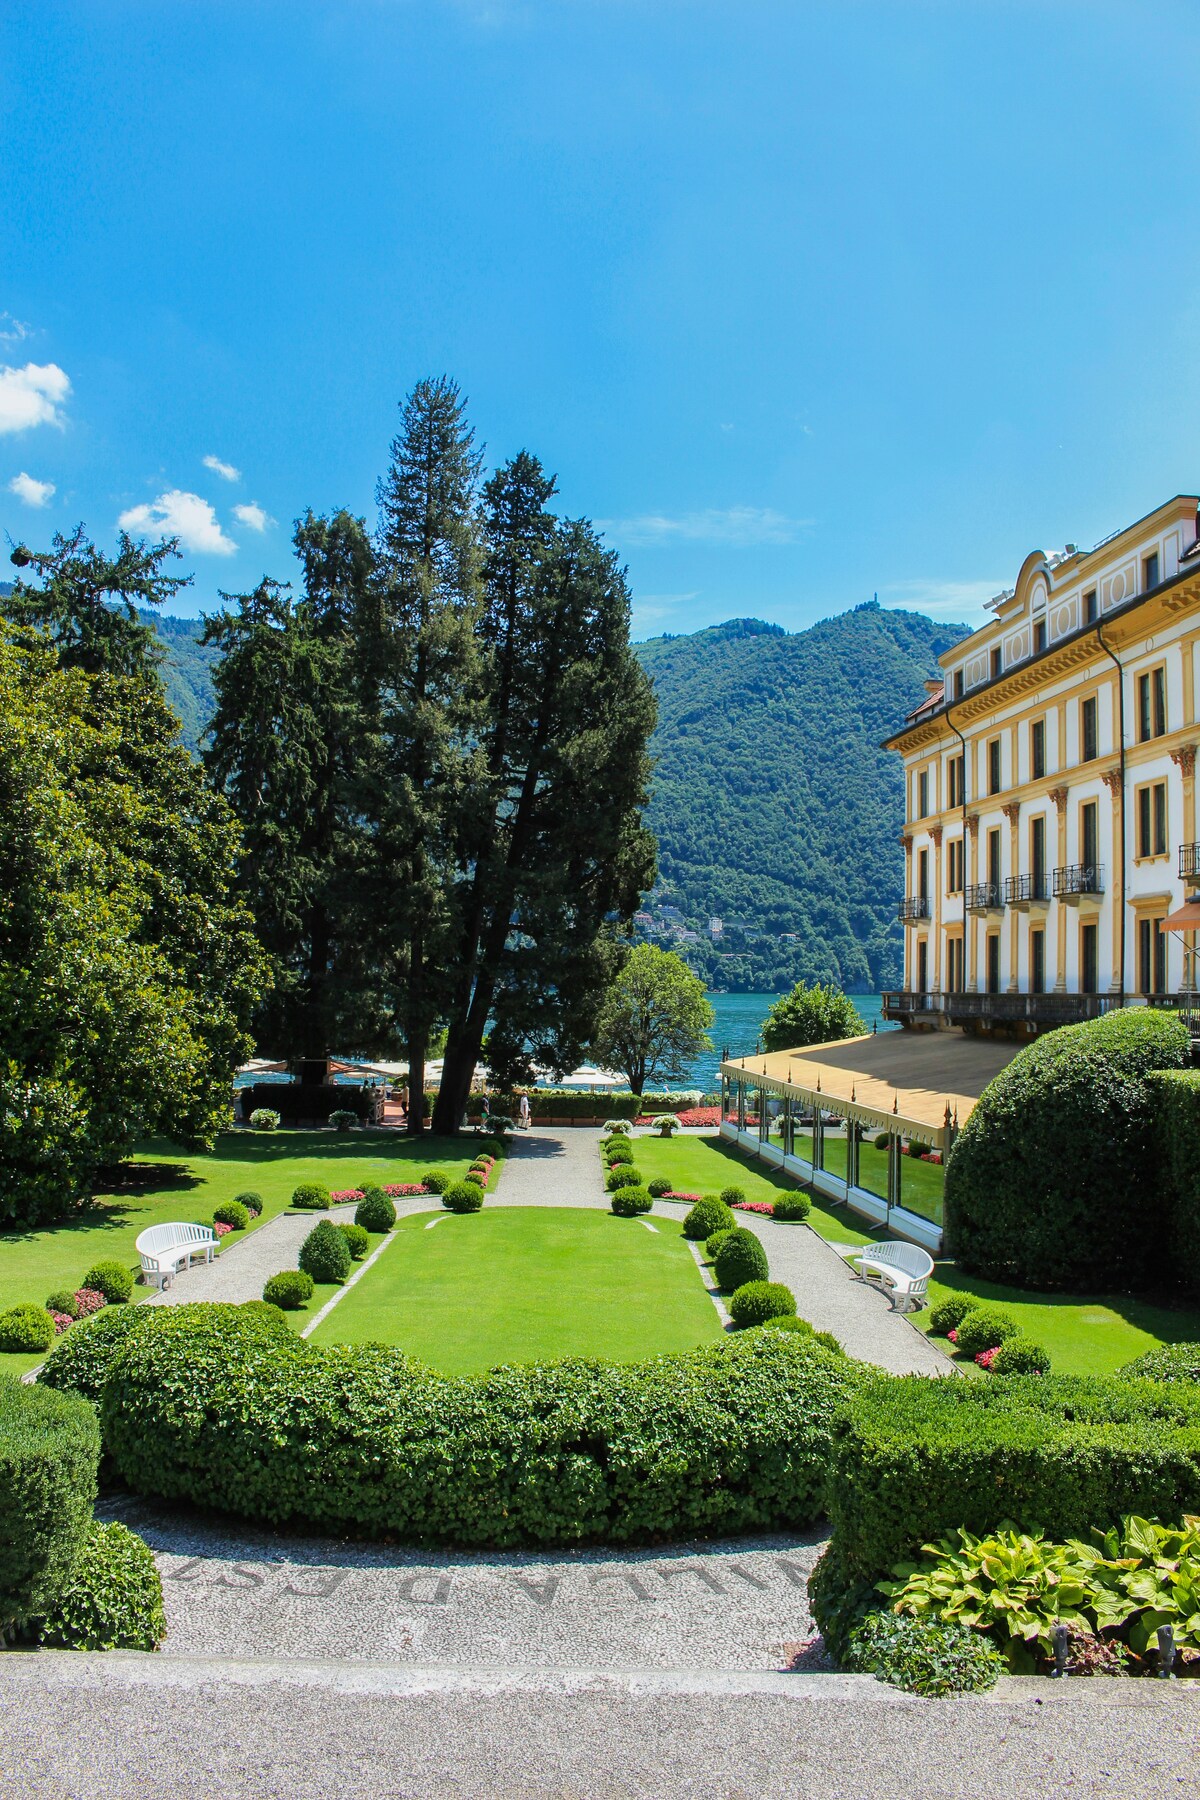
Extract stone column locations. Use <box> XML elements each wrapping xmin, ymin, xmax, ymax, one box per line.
<box><xmin>931</xmin><ymin>825</ymin><xmax>943</xmax><ymax>992</ymax></box>
<box><xmin>1050</xmin><ymin>786</ymin><xmax>1070</xmax><ymax>991</ymax></box>
<box><xmin>1102</xmin><ymin>766</ymin><xmax>1125</xmax><ymax>993</ymax></box>
<box><xmin>900</xmin><ymin>831</ymin><xmax>913</xmax><ymax>990</ymax></box>
<box><xmin>1171</xmin><ymin>745</ymin><xmax>1197</xmax><ymax>994</ymax></box>
<box><xmin>1003</xmin><ymin>801</ymin><xmax>1021</xmax><ymax>990</ymax></box>
<box><xmin>966</xmin><ymin>813</ymin><xmax>980</xmax><ymax>990</ymax></box>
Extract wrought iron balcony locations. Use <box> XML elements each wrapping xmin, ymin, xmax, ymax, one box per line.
<box><xmin>1052</xmin><ymin>863</ymin><xmax>1105</xmax><ymax>899</ymax></box>
<box><xmin>897</xmin><ymin>896</ymin><xmax>932</xmax><ymax>921</ymax></box>
<box><xmin>1003</xmin><ymin>873</ymin><xmax>1051</xmax><ymax>908</ymax></box>
<box><xmin>1180</xmin><ymin>843</ymin><xmax>1200</xmax><ymax>884</ymax></box>
<box><xmin>883</xmin><ymin>990</ymin><xmax>1117</xmax><ymax>1028</ymax></box>
<box><xmin>964</xmin><ymin>881</ymin><xmax>1004</xmax><ymax>912</ymax></box>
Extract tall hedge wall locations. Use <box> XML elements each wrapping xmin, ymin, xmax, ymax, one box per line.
<box><xmin>1148</xmin><ymin>1069</ymin><xmax>1200</xmax><ymax>1295</ymax></box>
<box><xmin>60</xmin><ymin>1305</ymin><xmax>858</xmax><ymax>1547</ymax></box>
<box><xmin>0</xmin><ymin>1376</ymin><xmax>100</xmax><ymax>1636</ymax></box>
<box><xmin>826</xmin><ymin>1370</ymin><xmax>1200</xmax><ymax>1586</ymax></box>
<box><xmin>462</xmin><ymin>1091</ymin><xmax>708</xmax><ymax>1121</ymax></box>
<box><xmin>943</xmin><ymin>1008</ymin><xmax>1190</xmax><ymax>1289</ymax></box>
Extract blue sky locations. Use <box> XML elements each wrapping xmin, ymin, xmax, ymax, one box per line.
<box><xmin>2</xmin><ymin>1</ymin><xmax>1198</xmax><ymax>640</ymax></box>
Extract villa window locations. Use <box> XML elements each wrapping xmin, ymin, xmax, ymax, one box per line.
<box><xmin>947</xmin><ymin>753</ymin><xmax>964</xmax><ymax>808</ymax></box>
<box><xmin>1144</xmin><ymin>551</ymin><xmax>1160</xmax><ymax>591</ymax></box>
<box><xmin>917</xmin><ymin>769</ymin><xmax>929</xmax><ymax>818</ymax></box>
<box><xmin>1081</xmin><ymin>922</ymin><xmax>1099</xmax><ymax>995</ymax></box>
<box><xmin>947</xmin><ymin>838</ymin><xmax>964</xmax><ymax>894</ymax></box>
<box><xmin>1084</xmin><ymin>588</ymin><xmax>1098</xmax><ymax>623</ymax></box>
<box><xmin>918</xmin><ymin>848</ymin><xmax>929</xmax><ymax>899</ymax></box>
<box><xmin>1138</xmin><ymin>915</ymin><xmax>1167</xmax><ymax>996</ymax></box>
<box><xmin>1137</xmin><ymin>667</ymin><xmax>1167</xmax><ymax>742</ymax></box>
<box><xmin>1081</xmin><ymin>800</ymin><xmax>1099</xmax><ymax>871</ymax></box>
<box><xmin>1080</xmin><ymin>695</ymin><xmax>1098</xmax><ymax>762</ymax></box>
<box><xmin>990</xmin><ymin>646</ymin><xmax>1002</xmax><ymax>680</ymax></box>
<box><xmin>1033</xmin><ymin>618</ymin><xmax>1047</xmax><ymax>654</ymax></box>
<box><xmin>953</xmin><ymin>669</ymin><xmax>964</xmax><ymax>700</ymax></box>
<box><xmin>947</xmin><ymin>934</ymin><xmax>964</xmax><ymax>992</ymax></box>
<box><xmin>1031</xmin><ymin>718</ymin><xmax>1046</xmax><ymax>780</ymax></box>
<box><xmin>1030</xmin><ymin>927</ymin><xmax>1045</xmax><ymax>993</ymax></box>
<box><xmin>988</xmin><ymin>738</ymin><xmax>1002</xmax><ymax>796</ymax></box>
<box><xmin>1137</xmin><ymin>782</ymin><xmax>1167</xmax><ymax>859</ymax></box>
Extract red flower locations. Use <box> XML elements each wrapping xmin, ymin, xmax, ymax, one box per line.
<box><xmin>947</xmin><ymin>1328</ymin><xmax>958</xmax><ymax>1344</ymax></box>
<box><xmin>73</xmin><ymin>1288</ymin><xmax>105</xmax><ymax>1317</ymax></box>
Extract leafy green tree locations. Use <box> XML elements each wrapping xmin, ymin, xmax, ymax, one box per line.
<box><xmin>431</xmin><ymin>454</ymin><xmax>657</xmax><ymax>1130</ymax></box>
<box><xmin>4</xmin><ymin>526</ymin><xmax>189</xmax><ymax>677</ymax></box>
<box><xmin>0</xmin><ymin>626</ymin><xmax>268</xmax><ymax>1224</ymax></box>
<box><xmin>760</xmin><ymin>981</ymin><xmax>865</xmax><ymax>1053</ymax></box>
<box><xmin>591</xmin><ymin>946</ymin><xmax>713</xmax><ymax>1096</ymax></box>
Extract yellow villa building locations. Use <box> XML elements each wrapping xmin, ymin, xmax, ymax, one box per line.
<box><xmin>719</xmin><ymin>494</ymin><xmax>1200</xmax><ymax>1251</ymax></box>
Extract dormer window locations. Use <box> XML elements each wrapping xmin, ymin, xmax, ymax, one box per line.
<box><xmin>1144</xmin><ymin>551</ymin><xmax>1160</xmax><ymax>591</ymax></box>
<box><xmin>990</xmin><ymin>646</ymin><xmax>1002</xmax><ymax>680</ymax></box>
<box><xmin>1033</xmin><ymin>618</ymin><xmax>1047</xmax><ymax>654</ymax></box>
<box><xmin>1084</xmin><ymin>588</ymin><xmax>1098</xmax><ymax>623</ymax></box>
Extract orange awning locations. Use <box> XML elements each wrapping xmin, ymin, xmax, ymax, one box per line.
<box><xmin>1161</xmin><ymin>899</ymin><xmax>1200</xmax><ymax>933</ymax></box>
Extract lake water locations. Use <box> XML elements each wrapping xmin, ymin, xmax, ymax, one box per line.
<box><xmin>682</xmin><ymin>991</ymin><xmax>897</xmax><ymax>1092</ymax></box>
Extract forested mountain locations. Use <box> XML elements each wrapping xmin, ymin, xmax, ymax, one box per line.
<box><xmin>633</xmin><ymin>603</ymin><xmax>968</xmax><ymax>992</ymax></box>
<box><xmin>33</xmin><ymin>595</ymin><xmax>962</xmax><ymax>993</ymax></box>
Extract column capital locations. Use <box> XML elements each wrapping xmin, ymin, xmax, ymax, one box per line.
<box><xmin>1049</xmin><ymin>785</ymin><xmax>1070</xmax><ymax>817</ymax></box>
<box><xmin>1101</xmin><ymin>766</ymin><xmax>1123</xmax><ymax>796</ymax></box>
<box><xmin>1171</xmin><ymin>744</ymin><xmax>1197</xmax><ymax>779</ymax></box>
<box><xmin>965</xmin><ymin>813</ymin><xmax>980</xmax><ymax>841</ymax></box>
<box><xmin>931</xmin><ymin>825</ymin><xmax>944</xmax><ymax>847</ymax></box>
<box><xmin>1002</xmin><ymin>801</ymin><xmax>1021</xmax><ymax>826</ymax></box>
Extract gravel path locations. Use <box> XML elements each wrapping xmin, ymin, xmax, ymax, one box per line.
<box><xmin>4</xmin><ymin>1653</ymin><xmax>1196</xmax><ymax>1799</ymax></box>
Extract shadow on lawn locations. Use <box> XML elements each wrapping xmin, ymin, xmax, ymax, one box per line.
<box><xmin>137</xmin><ymin>1130</ymin><xmax>482</xmax><ymax>1169</ymax></box>
<box><xmin>927</xmin><ymin>1262</ymin><xmax>1200</xmax><ymax>1345</ymax></box>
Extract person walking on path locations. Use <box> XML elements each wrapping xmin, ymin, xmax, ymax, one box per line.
<box><xmin>519</xmin><ymin>1092</ymin><xmax>531</xmax><ymax>1130</ymax></box>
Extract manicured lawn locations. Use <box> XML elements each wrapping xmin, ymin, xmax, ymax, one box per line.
<box><xmin>0</xmin><ymin>1129</ymin><xmax>490</xmax><ymax>1378</ymax></box>
<box><xmin>309</xmin><ymin>1205</ymin><xmax>722</xmax><ymax>1373</ymax></box>
<box><xmin>628</xmin><ymin>1130</ymin><xmax>1200</xmax><ymax>1375</ymax></box>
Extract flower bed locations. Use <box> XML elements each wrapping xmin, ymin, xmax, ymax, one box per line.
<box><xmin>733</xmin><ymin>1200</ymin><xmax>776</xmax><ymax>1216</ymax></box>
<box><xmin>671</xmin><ymin>1106</ymin><xmax>721</xmax><ymax>1128</ymax></box>
<box><xmin>330</xmin><ymin>1182</ymin><xmax>429</xmax><ymax>1204</ymax></box>
<box><xmin>658</xmin><ymin>1190</ymin><xmax>702</xmax><ymax>1203</ymax></box>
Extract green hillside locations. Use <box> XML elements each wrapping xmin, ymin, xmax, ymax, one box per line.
<box><xmin>22</xmin><ymin>597</ymin><xmax>960</xmax><ymax>991</ymax></box>
<box><xmin>633</xmin><ymin>603</ymin><xmax>967</xmax><ymax>992</ymax></box>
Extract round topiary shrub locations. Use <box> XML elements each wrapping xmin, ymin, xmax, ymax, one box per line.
<box><xmin>249</xmin><ymin>1108</ymin><xmax>280</xmax><ymax>1131</ymax></box>
<box><xmin>213</xmin><ymin>1200</ymin><xmax>250</xmax><ymax>1232</ymax></box>
<box><xmin>988</xmin><ymin>1336</ymin><xmax>1051</xmax><ymax>1375</ymax></box>
<box><xmin>328</xmin><ymin>1109</ymin><xmax>357</xmax><ymax>1132</ymax></box>
<box><xmin>422</xmin><ymin>1170</ymin><xmax>450</xmax><ymax>1195</ymax></box>
<box><xmin>262</xmin><ymin>1269</ymin><xmax>315</xmax><ymax>1310</ymax></box>
<box><xmin>36</xmin><ymin>1307</ymin><xmax>155</xmax><ymax>1406</ymax></box>
<box><xmin>604</xmin><ymin>1142</ymin><xmax>635</xmax><ymax>1166</ymax></box>
<box><xmin>38</xmin><ymin>1519</ymin><xmax>166</xmax><ymax>1651</ymax></box>
<box><xmin>475</xmin><ymin>1137</ymin><xmax>503</xmax><ymax>1159</ymax></box>
<box><xmin>772</xmin><ymin>1195</ymin><xmax>811</xmax><ymax>1223</ymax></box>
<box><xmin>0</xmin><ymin>1304</ymin><xmax>56</xmax><ymax>1354</ymax></box>
<box><xmin>45</xmin><ymin>1290</ymin><xmax>80</xmax><ymax>1321</ymax></box>
<box><xmin>232</xmin><ymin>1190</ymin><xmax>264</xmax><ymax>1217</ymax></box>
<box><xmin>298</xmin><ymin>1220</ymin><xmax>352</xmax><ymax>1285</ymax></box>
<box><xmin>338</xmin><ymin>1222</ymin><xmax>370</xmax><ymax>1260</ymax></box>
<box><xmin>729</xmin><ymin>1281</ymin><xmax>796</xmax><ymax>1328</ymax></box>
<box><xmin>714</xmin><ymin>1228</ymin><xmax>769</xmax><ymax>1292</ymax></box>
<box><xmin>682</xmin><ymin>1198</ymin><xmax>735</xmax><ymax>1241</ymax></box>
<box><xmin>705</xmin><ymin>1227</ymin><xmax>734</xmax><ymax>1260</ymax></box>
<box><xmin>610</xmin><ymin>1186</ymin><xmax>652</xmax><ymax>1216</ymax></box>
<box><xmin>355</xmin><ymin>1188</ymin><xmax>397</xmax><ymax>1233</ymax></box>
<box><xmin>241</xmin><ymin>1300</ymin><xmax>288</xmax><ymax>1326</ymax></box>
<box><xmin>647</xmin><ymin>1178</ymin><xmax>672</xmax><ymax>1198</ymax></box>
<box><xmin>0</xmin><ymin>1379</ymin><xmax>99</xmax><ymax>1638</ymax></box>
<box><xmin>944</xmin><ymin>1008</ymin><xmax>1191</xmax><ymax>1290</ymax></box>
<box><xmin>928</xmin><ymin>1294</ymin><xmax>980</xmax><ymax>1337</ymax></box>
<box><xmin>719</xmin><ymin>1186</ymin><xmax>746</xmax><ymax>1206</ymax></box>
<box><xmin>291</xmin><ymin>1182</ymin><xmax>331</xmax><ymax>1211</ymax></box>
<box><xmin>1117</xmin><ymin>1342</ymin><xmax>1200</xmax><ymax>1381</ymax></box>
<box><xmin>605</xmin><ymin>1164</ymin><xmax>643</xmax><ymax>1192</ymax></box>
<box><xmin>463</xmin><ymin>1174</ymin><xmax>485</xmax><ymax>1194</ymax></box>
<box><xmin>81</xmin><ymin>1261</ymin><xmax>134</xmax><ymax>1305</ymax></box>
<box><xmin>749</xmin><ymin>1314</ymin><xmax>813</xmax><ymax>1337</ymax></box>
<box><xmin>952</xmin><ymin>1306</ymin><xmax>1019</xmax><ymax>1358</ymax></box>
<box><xmin>442</xmin><ymin>1181</ymin><xmax>484</xmax><ymax>1214</ymax></box>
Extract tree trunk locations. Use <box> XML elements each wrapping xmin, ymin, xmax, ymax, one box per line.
<box><xmin>432</xmin><ymin>1027</ymin><xmax>478</xmax><ymax>1136</ymax></box>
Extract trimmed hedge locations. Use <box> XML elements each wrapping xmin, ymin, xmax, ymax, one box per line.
<box><xmin>242</xmin><ymin>1082</ymin><xmax>370</xmax><ymax>1124</ymax></box>
<box><xmin>213</xmin><ymin>1200</ymin><xmax>250</xmax><ymax>1232</ymax></box>
<box><xmin>355</xmin><ymin>1188</ymin><xmax>397</xmax><ymax>1232</ymax></box>
<box><xmin>944</xmin><ymin>1009</ymin><xmax>1190</xmax><ymax>1290</ymax></box>
<box><xmin>38</xmin><ymin>1307</ymin><xmax>156</xmax><ymax>1407</ymax></box>
<box><xmin>611</xmin><ymin>1188</ymin><xmax>652</xmax><ymax>1216</ymax></box>
<box><xmin>989</xmin><ymin>1337</ymin><xmax>1051</xmax><ymax>1375</ymax></box>
<box><xmin>605</xmin><ymin>1164</ymin><xmax>642</xmax><ymax>1191</ymax></box>
<box><xmin>291</xmin><ymin>1182</ymin><xmax>331</xmax><ymax>1211</ymax></box>
<box><xmin>647</xmin><ymin>1178</ymin><xmax>672</xmax><ymax>1198</ymax></box>
<box><xmin>422</xmin><ymin>1170</ymin><xmax>451</xmax><ymax>1195</ymax></box>
<box><xmin>772</xmin><ymin>1195</ymin><xmax>811</xmax><ymax>1223</ymax></box>
<box><xmin>442</xmin><ymin>1182</ymin><xmax>484</xmax><ymax>1214</ymax></box>
<box><xmin>0</xmin><ymin>1376</ymin><xmax>99</xmax><ymax>1635</ymax></box>
<box><xmin>96</xmin><ymin>1311</ymin><xmax>859</xmax><ymax>1547</ymax></box>
<box><xmin>82</xmin><ymin>1260</ymin><xmax>133</xmax><ymax>1304</ymax></box>
<box><xmin>928</xmin><ymin>1294</ymin><xmax>979</xmax><ymax>1336</ymax></box>
<box><xmin>705</xmin><ymin>1227</ymin><xmax>734</xmax><ymax>1260</ymax></box>
<box><xmin>338</xmin><ymin>1222</ymin><xmax>371</xmax><ymax>1260</ymax></box>
<box><xmin>1118</xmin><ymin>1342</ymin><xmax>1200</xmax><ymax>1382</ymax></box>
<box><xmin>232</xmin><ymin>1190</ymin><xmax>264</xmax><ymax>1216</ymax></box>
<box><xmin>38</xmin><ymin>1519</ymin><xmax>166</xmax><ymax>1651</ymax></box>
<box><xmin>465</xmin><ymin>1091</ymin><xmax>704</xmax><ymax>1123</ymax></box>
<box><xmin>0</xmin><ymin>1303</ymin><xmax>56</xmax><ymax>1353</ymax></box>
<box><xmin>1147</xmin><ymin>1069</ymin><xmax>1200</xmax><ymax>1295</ymax></box>
<box><xmin>953</xmin><ymin>1307</ymin><xmax>1018</xmax><ymax>1357</ymax></box>
<box><xmin>299</xmin><ymin>1220</ymin><xmax>352</xmax><ymax>1284</ymax></box>
<box><xmin>262</xmin><ymin>1270</ymin><xmax>315</xmax><ymax>1310</ymax></box>
<box><xmin>729</xmin><ymin>1281</ymin><xmax>796</xmax><ymax>1328</ymax></box>
<box><xmin>822</xmin><ymin>1370</ymin><xmax>1200</xmax><ymax>1591</ymax></box>
<box><xmin>603</xmin><ymin>1143</ymin><xmax>635</xmax><ymax>1167</ymax></box>
<box><xmin>714</xmin><ymin>1228</ymin><xmax>769</xmax><ymax>1292</ymax></box>
<box><xmin>682</xmin><ymin>1198</ymin><xmax>735</xmax><ymax>1241</ymax></box>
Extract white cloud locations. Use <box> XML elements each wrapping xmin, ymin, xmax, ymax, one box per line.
<box><xmin>881</xmin><ymin>578</ymin><xmax>1005</xmax><ymax>621</ymax></box>
<box><xmin>0</xmin><ymin>362</ymin><xmax>71</xmax><ymax>433</ymax></box>
<box><xmin>203</xmin><ymin>453</ymin><xmax>241</xmax><ymax>482</ymax></box>
<box><xmin>8</xmin><ymin>471</ymin><xmax>55</xmax><ymax>507</ymax></box>
<box><xmin>118</xmin><ymin>489</ymin><xmax>237</xmax><ymax>555</ymax></box>
<box><xmin>232</xmin><ymin>501</ymin><xmax>274</xmax><ymax>532</ymax></box>
<box><xmin>598</xmin><ymin>506</ymin><xmax>808</xmax><ymax>548</ymax></box>
<box><xmin>0</xmin><ymin>314</ymin><xmax>31</xmax><ymax>345</ymax></box>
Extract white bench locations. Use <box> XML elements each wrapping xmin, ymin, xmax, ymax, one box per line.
<box><xmin>135</xmin><ymin>1222</ymin><xmax>218</xmax><ymax>1290</ymax></box>
<box><xmin>846</xmin><ymin>1240</ymin><xmax>934</xmax><ymax>1312</ymax></box>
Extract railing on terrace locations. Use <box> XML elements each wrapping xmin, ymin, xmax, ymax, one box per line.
<box><xmin>1180</xmin><ymin>842</ymin><xmax>1200</xmax><ymax>883</ymax></box>
<box><xmin>964</xmin><ymin>881</ymin><xmax>1004</xmax><ymax>912</ymax></box>
<box><xmin>1053</xmin><ymin>862</ymin><xmax>1105</xmax><ymax>897</ymax></box>
<box><xmin>897</xmin><ymin>896</ymin><xmax>932</xmax><ymax>921</ymax></box>
<box><xmin>1003</xmin><ymin>873</ymin><xmax>1050</xmax><ymax>905</ymax></box>
<box><xmin>882</xmin><ymin>990</ymin><xmax>1118</xmax><ymax>1026</ymax></box>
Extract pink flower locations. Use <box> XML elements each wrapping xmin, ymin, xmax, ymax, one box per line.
<box><xmin>330</xmin><ymin>1188</ymin><xmax>365</xmax><ymax>1204</ymax></box>
<box><xmin>976</xmin><ymin>1347</ymin><xmax>999</xmax><ymax>1371</ymax></box>
<box><xmin>663</xmin><ymin>1191</ymin><xmax>702</xmax><ymax>1202</ymax></box>
<box><xmin>733</xmin><ymin>1200</ymin><xmax>776</xmax><ymax>1215</ymax></box>
<box><xmin>73</xmin><ymin>1288</ymin><xmax>105</xmax><ymax>1317</ymax></box>
<box><xmin>947</xmin><ymin>1328</ymin><xmax>958</xmax><ymax>1344</ymax></box>
<box><xmin>213</xmin><ymin>1221</ymin><xmax>233</xmax><ymax>1237</ymax></box>
<box><xmin>49</xmin><ymin>1310</ymin><xmax>74</xmax><ymax>1335</ymax></box>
